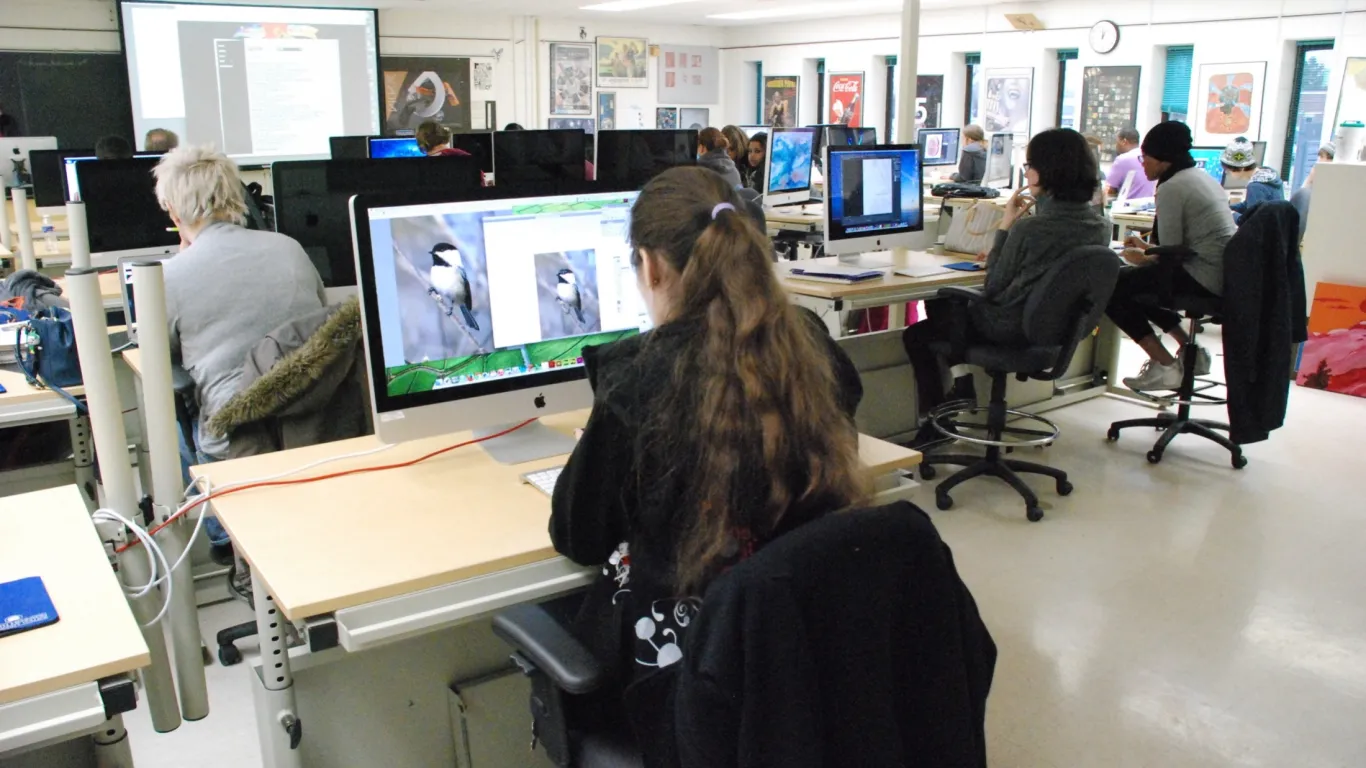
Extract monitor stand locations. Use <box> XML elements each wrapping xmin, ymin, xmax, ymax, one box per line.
<box><xmin>836</xmin><ymin>253</ymin><xmax>893</xmax><ymax>269</ymax></box>
<box><xmin>474</xmin><ymin>419</ymin><xmax>577</xmax><ymax>465</ymax></box>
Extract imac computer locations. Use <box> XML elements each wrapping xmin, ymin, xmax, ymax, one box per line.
<box><xmin>825</xmin><ymin>126</ymin><xmax>878</xmax><ymax>148</ymax></box>
<box><xmin>596</xmin><ymin>130</ymin><xmax>698</xmax><ymax>190</ymax></box>
<box><xmin>822</xmin><ymin>144</ymin><xmax>924</xmax><ymax>258</ymax></box>
<box><xmin>330</xmin><ymin>136</ymin><xmax>374</xmax><ymax>159</ymax></box>
<box><xmin>983</xmin><ymin>133</ymin><xmax>1014</xmax><ymax>188</ymax></box>
<box><xmin>1190</xmin><ymin>146</ymin><xmax>1226</xmax><ymax>186</ymax></box>
<box><xmin>76</xmin><ymin>157</ymin><xmax>179</xmax><ymax>264</ymax></box>
<box><xmin>1221</xmin><ymin>141</ymin><xmax>1270</xmax><ymax>189</ymax></box>
<box><xmin>1</xmin><ymin>137</ymin><xmax>57</xmax><ymax>186</ymax></box>
<box><xmin>349</xmin><ymin>184</ymin><xmax>646</xmax><ymax>461</ymax></box>
<box><xmin>763</xmin><ymin>127</ymin><xmax>818</xmax><ymax>206</ymax></box>
<box><xmin>369</xmin><ymin>137</ymin><xmax>425</xmax><ymax>159</ymax></box>
<box><xmin>493</xmin><ymin>130</ymin><xmax>587</xmax><ymax>185</ymax></box>
<box><xmin>30</xmin><ymin>149</ymin><xmax>88</xmax><ymax>209</ymax></box>
<box><xmin>738</xmin><ymin>125</ymin><xmax>767</xmax><ymax>139</ymax></box>
<box><xmin>919</xmin><ymin>128</ymin><xmax>961</xmax><ymax>167</ymax></box>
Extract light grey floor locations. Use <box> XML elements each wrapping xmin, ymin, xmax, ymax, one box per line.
<box><xmin>124</xmin><ymin>371</ymin><xmax>1366</xmax><ymax>767</ymax></box>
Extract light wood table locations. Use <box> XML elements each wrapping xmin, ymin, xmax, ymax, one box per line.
<box><xmin>0</xmin><ymin>485</ymin><xmax>148</xmax><ymax>758</ymax></box>
<box><xmin>53</xmin><ymin>270</ymin><xmax>123</xmax><ymax>310</ymax></box>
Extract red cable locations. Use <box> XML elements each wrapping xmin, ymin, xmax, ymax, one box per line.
<box><xmin>115</xmin><ymin>418</ymin><xmax>537</xmax><ymax>553</ymax></box>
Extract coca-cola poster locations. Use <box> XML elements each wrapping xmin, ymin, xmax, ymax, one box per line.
<box><xmin>828</xmin><ymin>72</ymin><xmax>864</xmax><ymax>127</ymax></box>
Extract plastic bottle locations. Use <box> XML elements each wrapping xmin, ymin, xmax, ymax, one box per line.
<box><xmin>41</xmin><ymin>214</ymin><xmax>57</xmax><ymax>255</ymax></box>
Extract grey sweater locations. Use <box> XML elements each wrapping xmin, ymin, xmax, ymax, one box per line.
<box><xmin>698</xmin><ymin>148</ymin><xmax>742</xmax><ymax>189</ymax></box>
<box><xmin>951</xmin><ymin>143</ymin><xmax>987</xmax><ymax>184</ymax></box>
<box><xmin>983</xmin><ymin>197</ymin><xmax>1112</xmax><ymax>309</ymax></box>
<box><xmin>165</xmin><ymin>222</ymin><xmax>327</xmax><ymax>459</ymax></box>
<box><xmin>1155</xmin><ymin>166</ymin><xmax>1237</xmax><ymax>294</ymax></box>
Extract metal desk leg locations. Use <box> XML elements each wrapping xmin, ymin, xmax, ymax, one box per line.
<box><xmin>256</xmin><ymin>589</ymin><xmax>303</xmax><ymax>767</ymax></box>
<box><xmin>92</xmin><ymin>715</ymin><xmax>133</xmax><ymax>768</ymax></box>
<box><xmin>69</xmin><ymin>415</ymin><xmax>95</xmax><ymax>508</ymax></box>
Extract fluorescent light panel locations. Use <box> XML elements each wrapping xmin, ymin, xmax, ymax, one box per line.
<box><xmin>581</xmin><ymin>0</ymin><xmax>701</xmax><ymax>11</ymax></box>
<box><xmin>708</xmin><ymin>0</ymin><xmax>900</xmax><ymax>20</ymax></box>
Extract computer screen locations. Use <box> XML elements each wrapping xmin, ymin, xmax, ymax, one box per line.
<box><xmin>351</xmin><ymin>186</ymin><xmax>646</xmax><ymax>442</ymax></box>
<box><xmin>826</xmin><ymin>126</ymin><xmax>878</xmax><ymax>148</ymax></box>
<box><xmin>77</xmin><ymin>157</ymin><xmax>180</xmax><ymax>258</ymax></box>
<box><xmin>984</xmin><ymin>133</ymin><xmax>1013</xmax><ymax>187</ymax></box>
<box><xmin>596</xmin><ymin>130</ymin><xmax>697</xmax><ymax>190</ymax></box>
<box><xmin>1191</xmin><ymin>147</ymin><xmax>1225</xmax><ymax>186</ymax></box>
<box><xmin>0</xmin><ymin>137</ymin><xmax>57</xmax><ymax>185</ymax></box>
<box><xmin>1252</xmin><ymin>140</ymin><xmax>1268</xmax><ymax>166</ymax></box>
<box><xmin>493</xmin><ymin>130</ymin><xmax>587</xmax><ymax>185</ymax></box>
<box><xmin>738</xmin><ymin>125</ymin><xmax>766</xmax><ymax>139</ymax></box>
<box><xmin>369</xmin><ymin>137</ymin><xmax>424</xmax><ymax>158</ymax></box>
<box><xmin>451</xmin><ymin>132</ymin><xmax>494</xmax><ymax>176</ymax></box>
<box><xmin>118</xmin><ymin>253</ymin><xmax>176</xmax><ymax>341</ymax></box>
<box><xmin>63</xmin><ymin>156</ymin><xmax>96</xmax><ymax>202</ymax></box>
<box><xmin>330</xmin><ymin>136</ymin><xmax>372</xmax><ymax>159</ymax></box>
<box><xmin>919</xmin><ymin>128</ymin><xmax>961</xmax><ymax>167</ymax></box>
<box><xmin>824</xmin><ymin>144</ymin><xmax>923</xmax><ymax>256</ymax></box>
<box><xmin>30</xmin><ymin>149</ymin><xmax>87</xmax><ymax>208</ymax></box>
<box><xmin>765</xmin><ymin>127</ymin><xmax>817</xmax><ymax>204</ymax></box>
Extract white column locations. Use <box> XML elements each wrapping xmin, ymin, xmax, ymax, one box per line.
<box><xmin>0</xmin><ymin>180</ymin><xmax>12</xmax><ymax>253</ymax></box>
<box><xmin>11</xmin><ymin>188</ymin><xmax>36</xmax><ymax>272</ymax></box>
<box><xmin>895</xmin><ymin>0</ymin><xmax>921</xmax><ymax>145</ymax></box>
<box><xmin>66</xmin><ymin>201</ymin><xmax>90</xmax><ymax>270</ymax></box>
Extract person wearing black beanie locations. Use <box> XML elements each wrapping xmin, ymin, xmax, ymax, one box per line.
<box><xmin>1105</xmin><ymin>120</ymin><xmax>1236</xmax><ymax>392</ymax></box>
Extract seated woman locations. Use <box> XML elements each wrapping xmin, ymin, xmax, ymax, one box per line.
<box><xmin>950</xmin><ymin>124</ymin><xmax>987</xmax><ymax>184</ymax></box>
<box><xmin>550</xmin><ymin>166</ymin><xmax>866</xmax><ymax>740</ymax></box>
<box><xmin>1107</xmin><ymin>121</ymin><xmax>1237</xmax><ymax>391</ymax></box>
<box><xmin>721</xmin><ymin>124</ymin><xmax>750</xmax><ymax>171</ymax></box>
<box><xmin>696</xmin><ymin>127</ymin><xmax>742</xmax><ymax>188</ymax></box>
<box><xmin>903</xmin><ymin>128</ymin><xmax>1110</xmax><ymax>442</ymax></box>
<box><xmin>743</xmin><ymin>131</ymin><xmax>767</xmax><ymax>192</ymax></box>
<box><xmin>415</xmin><ymin>120</ymin><xmax>472</xmax><ymax>157</ymax></box>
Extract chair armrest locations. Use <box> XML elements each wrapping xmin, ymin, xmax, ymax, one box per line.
<box><xmin>937</xmin><ymin>285</ymin><xmax>986</xmax><ymax>303</ymax></box>
<box><xmin>492</xmin><ymin>603</ymin><xmax>607</xmax><ymax>695</ymax></box>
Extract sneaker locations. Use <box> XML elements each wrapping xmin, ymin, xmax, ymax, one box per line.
<box><xmin>1188</xmin><ymin>345</ymin><xmax>1213</xmax><ymax>376</ymax></box>
<box><xmin>1123</xmin><ymin>359</ymin><xmax>1184</xmax><ymax>392</ymax></box>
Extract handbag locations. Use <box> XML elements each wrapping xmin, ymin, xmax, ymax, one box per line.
<box><xmin>15</xmin><ymin>307</ymin><xmax>85</xmax><ymax>411</ymax></box>
<box><xmin>944</xmin><ymin>201</ymin><xmax>1005</xmax><ymax>257</ymax></box>
<box><xmin>931</xmin><ymin>182</ymin><xmax>1000</xmax><ymax>199</ymax></box>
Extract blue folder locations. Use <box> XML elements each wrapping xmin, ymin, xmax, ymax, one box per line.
<box><xmin>0</xmin><ymin>576</ymin><xmax>60</xmax><ymax>638</ymax></box>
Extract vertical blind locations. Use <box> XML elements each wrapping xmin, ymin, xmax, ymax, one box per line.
<box><xmin>1057</xmin><ymin>49</ymin><xmax>1079</xmax><ymax>61</ymax></box>
<box><xmin>965</xmin><ymin>52</ymin><xmax>981</xmax><ymax>66</ymax></box>
<box><xmin>1161</xmin><ymin>45</ymin><xmax>1194</xmax><ymax>115</ymax></box>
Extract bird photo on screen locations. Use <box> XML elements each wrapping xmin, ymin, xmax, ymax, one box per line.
<box><xmin>428</xmin><ymin>243</ymin><xmax>480</xmax><ymax>331</ymax></box>
<box><xmin>556</xmin><ymin>268</ymin><xmax>585</xmax><ymax>324</ymax></box>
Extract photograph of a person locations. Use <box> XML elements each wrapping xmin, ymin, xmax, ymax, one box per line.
<box><xmin>388</xmin><ymin>213</ymin><xmax>496</xmax><ymax>364</ymax></box>
<box><xmin>534</xmin><ymin>250</ymin><xmax>602</xmax><ymax>339</ymax></box>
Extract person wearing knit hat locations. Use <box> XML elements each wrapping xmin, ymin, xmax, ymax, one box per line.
<box><xmin>1106</xmin><ymin>120</ymin><xmax>1236</xmax><ymax>392</ymax></box>
<box><xmin>1219</xmin><ymin>136</ymin><xmax>1285</xmax><ymax>224</ymax></box>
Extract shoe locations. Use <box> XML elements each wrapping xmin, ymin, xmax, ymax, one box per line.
<box><xmin>1188</xmin><ymin>345</ymin><xmax>1213</xmax><ymax>376</ymax></box>
<box><xmin>1123</xmin><ymin>359</ymin><xmax>1184</xmax><ymax>392</ymax></box>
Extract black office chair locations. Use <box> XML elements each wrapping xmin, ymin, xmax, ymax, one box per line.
<box><xmin>735</xmin><ymin>186</ymin><xmax>766</xmax><ymax>230</ymax></box>
<box><xmin>918</xmin><ymin>246</ymin><xmax>1120</xmax><ymax>521</ymax></box>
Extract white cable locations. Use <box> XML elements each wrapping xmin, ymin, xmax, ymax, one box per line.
<box><xmin>94</xmin><ymin>507</ymin><xmax>173</xmax><ymax>627</ymax></box>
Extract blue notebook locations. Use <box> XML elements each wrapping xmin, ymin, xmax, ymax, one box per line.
<box><xmin>0</xmin><ymin>576</ymin><xmax>60</xmax><ymax>638</ymax></box>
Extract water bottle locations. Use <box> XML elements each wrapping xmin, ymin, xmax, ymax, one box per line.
<box><xmin>41</xmin><ymin>214</ymin><xmax>57</xmax><ymax>255</ymax></box>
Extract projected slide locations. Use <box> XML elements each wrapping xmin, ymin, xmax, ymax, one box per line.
<box><xmin>120</xmin><ymin>2</ymin><xmax>381</xmax><ymax>165</ymax></box>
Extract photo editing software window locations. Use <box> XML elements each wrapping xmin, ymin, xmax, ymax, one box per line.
<box><xmin>365</xmin><ymin>192</ymin><xmax>646</xmax><ymax>398</ymax></box>
<box><xmin>829</xmin><ymin>148</ymin><xmax>922</xmax><ymax>237</ymax></box>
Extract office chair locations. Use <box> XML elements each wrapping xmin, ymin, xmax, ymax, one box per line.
<box><xmin>734</xmin><ymin>187</ymin><xmax>766</xmax><ymax>230</ymax></box>
<box><xmin>918</xmin><ymin>246</ymin><xmax>1120</xmax><ymax>521</ymax></box>
<box><xmin>492</xmin><ymin>502</ymin><xmax>994</xmax><ymax>767</ymax></box>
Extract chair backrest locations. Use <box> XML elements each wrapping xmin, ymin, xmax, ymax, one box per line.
<box><xmin>1020</xmin><ymin>245</ymin><xmax>1120</xmax><ymax>379</ymax></box>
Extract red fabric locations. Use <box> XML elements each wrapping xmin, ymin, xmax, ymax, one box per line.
<box><xmin>431</xmin><ymin>147</ymin><xmax>472</xmax><ymax>157</ymax></box>
<box><xmin>854</xmin><ymin>302</ymin><xmax>921</xmax><ymax>334</ymax></box>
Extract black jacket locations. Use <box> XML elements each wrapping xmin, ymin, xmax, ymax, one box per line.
<box><xmin>1222</xmin><ymin>201</ymin><xmax>1306</xmax><ymax>445</ymax></box>
<box><xmin>676</xmin><ymin>503</ymin><xmax>996</xmax><ymax>768</ymax></box>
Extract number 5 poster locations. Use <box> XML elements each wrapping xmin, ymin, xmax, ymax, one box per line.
<box><xmin>829</xmin><ymin>73</ymin><xmax>863</xmax><ymax>127</ymax></box>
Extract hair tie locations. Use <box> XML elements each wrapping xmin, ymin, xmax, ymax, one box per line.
<box><xmin>711</xmin><ymin>202</ymin><xmax>735</xmax><ymax>220</ymax></box>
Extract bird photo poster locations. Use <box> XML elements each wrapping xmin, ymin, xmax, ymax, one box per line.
<box><xmin>763</xmin><ymin>75</ymin><xmax>799</xmax><ymax>127</ymax></box>
<box><xmin>596</xmin><ymin>37</ymin><xmax>648</xmax><ymax>89</ymax></box>
<box><xmin>982</xmin><ymin>68</ymin><xmax>1032</xmax><ymax>134</ymax></box>
<box><xmin>828</xmin><ymin>73</ymin><xmax>863</xmax><ymax>127</ymax></box>
<box><xmin>381</xmin><ymin>56</ymin><xmax>473</xmax><ymax>134</ymax></box>
<box><xmin>598</xmin><ymin>92</ymin><xmax>617</xmax><ymax>130</ymax></box>
<box><xmin>1195</xmin><ymin>61</ymin><xmax>1266</xmax><ymax>145</ymax></box>
<box><xmin>550</xmin><ymin>43</ymin><xmax>593</xmax><ymax>116</ymax></box>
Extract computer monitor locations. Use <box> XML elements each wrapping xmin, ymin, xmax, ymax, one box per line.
<box><xmin>451</xmin><ymin>132</ymin><xmax>495</xmax><ymax>178</ymax></box>
<box><xmin>1220</xmin><ymin>141</ymin><xmax>1271</xmax><ymax>190</ymax></box>
<box><xmin>118</xmin><ymin>253</ymin><xmax>176</xmax><ymax>344</ymax></box>
<box><xmin>76</xmin><ymin>156</ymin><xmax>179</xmax><ymax>263</ymax></box>
<box><xmin>369</xmin><ymin>137</ymin><xmax>425</xmax><ymax>159</ymax></box>
<box><xmin>1252</xmin><ymin>140</ymin><xmax>1268</xmax><ymax>166</ymax></box>
<box><xmin>764</xmin><ymin>127</ymin><xmax>817</xmax><ymax>206</ymax></box>
<box><xmin>595</xmin><ymin>130</ymin><xmax>698</xmax><ymax>190</ymax></box>
<box><xmin>1</xmin><ymin>137</ymin><xmax>58</xmax><ymax>186</ymax></box>
<box><xmin>493</xmin><ymin>129</ymin><xmax>587</xmax><ymax>185</ymax></box>
<box><xmin>826</xmin><ymin>126</ymin><xmax>878</xmax><ymax>148</ymax></box>
<box><xmin>822</xmin><ymin>144</ymin><xmax>924</xmax><ymax>257</ymax></box>
<box><xmin>64</xmin><ymin>152</ymin><xmax>163</xmax><ymax>203</ymax></box>
<box><xmin>30</xmin><ymin>149</ymin><xmax>88</xmax><ymax>209</ymax></box>
<box><xmin>983</xmin><ymin>133</ymin><xmax>1014</xmax><ymax>187</ymax></box>
<box><xmin>330</xmin><ymin>136</ymin><xmax>373</xmax><ymax>160</ymax></box>
<box><xmin>272</xmin><ymin>156</ymin><xmax>483</xmax><ymax>288</ymax></box>
<box><xmin>919</xmin><ymin>128</ymin><xmax>961</xmax><ymax>167</ymax></box>
<box><xmin>1191</xmin><ymin>146</ymin><xmax>1225</xmax><ymax>186</ymax></box>
<box><xmin>349</xmin><ymin>184</ymin><xmax>646</xmax><ymax>458</ymax></box>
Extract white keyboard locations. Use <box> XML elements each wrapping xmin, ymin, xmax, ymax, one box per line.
<box><xmin>521</xmin><ymin>466</ymin><xmax>564</xmax><ymax>497</ymax></box>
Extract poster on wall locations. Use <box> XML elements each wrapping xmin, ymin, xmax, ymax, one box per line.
<box><xmin>1080</xmin><ymin>66</ymin><xmax>1141</xmax><ymax>162</ymax></box>
<box><xmin>1335</xmin><ymin>57</ymin><xmax>1366</xmax><ymax>129</ymax></box>
<box><xmin>657</xmin><ymin>45</ymin><xmax>719</xmax><ymax>105</ymax></box>
<box><xmin>598</xmin><ymin>92</ymin><xmax>617</xmax><ymax>130</ymax></box>
<box><xmin>982</xmin><ymin>68</ymin><xmax>1032</xmax><ymax>134</ymax></box>
<box><xmin>550</xmin><ymin>43</ymin><xmax>593</xmax><ymax>116</ymax></box>
<box><xmin>597</xmin><ymin>37</ymin><xmax>649</xmax><ymax>89</ymax></box>
<box><xmin>1296</xmin><ymin>282</ymin><xmax>1366</xmax><ymax>399</ymax></box>
<box><xmin>1194</xmin><ymin>61</ymin><xmax>1267</xmax><ymax>145</ymax></box>
<box><xmin>763</xmin><ymin>75</ymin><xmax>799</xmax><ymax>127</ymax></box>
<box><xmin>828</xmin><ymin>72</ymin><xmax>863</xmax><ymax>126</ymax></box>
<box><xmin>473</xmin><ymin>61</ymin><xmax>494</xmax><ymax>92</ymax></box>
<box><xmin>680</xmin><ymin>107</ymin><xmax>709</xmax><ymax>130</ymax></box>
<box><xmin>380</xmin><ymin>56</ymin><xmax>472</xmax><ymax>135</ymax></box>
<box><xmin>916</xmin><ymin>75</ymin><xmax>944</xmax><ymax>129</ymax></box>
<box><xmin>656</xmin><ymin>107</ymin><xmax>678</xmax><ymax>129</ymax></box>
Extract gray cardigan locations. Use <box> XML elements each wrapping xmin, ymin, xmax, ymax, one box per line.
<box><xmin>951</xmin><ymin>143</ymin><xmax>987</xmax><ymax>184</ymax></box>
<box><xmin>1154</xmin><ymin>166</ymin><xmax>1237</xmax><ymax>294</ymax></box>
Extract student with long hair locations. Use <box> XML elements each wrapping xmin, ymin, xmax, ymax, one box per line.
<box><xmin>721</xmin><ymin>125</ymin><xmax>750</xmax><ymax>168</ymax></box>
<box><xmin>550</xmin><ymin>166</ymin><xmax>866</xmax><ymax>737</ymax></box>
<box><xmin>743</xmin><ymin>131</ymin><xmax>768</xmax><ymax>192</ymax></box>
<box><xmin>695</xmin><ymin>126</ymin><xmax>742</xmax><ymax>188</ymax></box>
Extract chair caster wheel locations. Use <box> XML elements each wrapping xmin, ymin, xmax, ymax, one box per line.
<box><xmin>919</xmin><ymin>464</ymin><xmax>937</xmax><ymax>480</ymax></box>
<box><xmin>218</xmin><ymin>644</ymin><xmax>242</xmax><ymax>667</ymax></box>
<box><xmin>1026</xmin><ymin>506</ymin><xmax>1044</xmax><ymax>522</ymax></box>
<box><xmin>1106</xmin><ymin>427</ymin><xmax>1120</xmax><ymax>441</ymax></box>
<box><xmin>1232</xmin><ymin>453</ymin><xmax>1247</xmax><ymax>470</ymax></box>
<box><xmin>1146</xmin><ymin>450</ymin><xmax>1163</xmax><ymax>464</ymax></box>
<box><xmin>936</xmin><ymin>493</ymin><xmax>953</xmax><ymax>511</ymax></box>
<box><xmin>1056</xmin><ymin>480</ymin><xmax>1074</xmax><ymax>496</ymax></box>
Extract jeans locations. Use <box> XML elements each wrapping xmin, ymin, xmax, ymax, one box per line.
<box><xmin>177</xmin><ymin>417</ymin><xmax>229</xmax><ymax>547</ymax></box>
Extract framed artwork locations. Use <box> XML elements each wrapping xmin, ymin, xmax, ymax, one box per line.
<box><xmin>380</xmin><ymin>56</ymin><xmax>472</xmax><ymax>134</ymax></box>
<box><xmin>656</xmin><ymin>107</ymin><xmax>678</xmax><ymax>130</ymax></box>
<box><xmin>657</xmin><ymin>45</ymin><xmax>719</xmax><ymax>104</ymax></box>
<box><xmin>1297</xmin><ymin>282</ymin><xmax>1366</xmax><ymax>398</ymax></box>
<box><xmin>1194</xmin><ymin>61</ymin><xmax>1266</xmax><ymax>145</ymax></box>
<box><xmin>828</xmin><ymin>72</ymin><xmax>863</xmax><ymax>127</ymax></box>
<box><xmin>982</xmin><ymin>68</ymin><xmax>1032</xmax><ymax>134</ymax></box>
<box><xmin>598</xmin><ymin>92</ymin><xmax>617</xmax><ymax>131</ymax></box>
<box><xmin>1080</xmin><ymin>66</ymin><xmax>1141</xmax><ymax>162</ymax></box>
<box><xmin>763</xmin><ymin>75</ymin><xmax>799</xmax><ymax>127</ymax></box>
<box><xmin>596</xmin><ymin>37</ymin><xmax>648</xmax><ymax>89</ymax></box>
<box><xmin>916</xmin><ymin>75</ymin><xmax>944</xmax><ymax>129</ymax></box>
<box><xmin>472</xmin><ymin>61</ymin><xmax>494</xmax><ymax>92</ymax></box>
<box><xmin>1333</xmin><ymin>57</ymin><xmax>1366</xmax><ymax>130</ymax></box>
<box><xmin>679</xmin><ymin>107</ymin><xmax>709</xmax><ymax>130</ymax></box>
<box><xmin>549</xmin><ymin>43</ymin><xmax>593</xmax><ymax>116</ymax></box>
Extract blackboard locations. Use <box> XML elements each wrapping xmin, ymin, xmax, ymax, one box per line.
<box><xmin>1081</xmin><ymin>66</ymin><xmax>1141</xmax><ymax>163</ymax></box>
<box><xmin>0</xmin><ymin>51</ymin><xmax>134</xmax><ymax>148</ymax></box>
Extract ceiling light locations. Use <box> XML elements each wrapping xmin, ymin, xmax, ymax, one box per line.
<box><xmin>707</xmin><ymin>0</ymin><xmax>899</xmax><ymax>20</ymax></box>
<box><xmin>581</xmin><ymin>0</ymin><xmax>702</xmax><ymax>11</ymax></box>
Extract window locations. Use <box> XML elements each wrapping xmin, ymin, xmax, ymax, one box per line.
<box><xmin>1055</xmin><ymin>49</ymin><xmax>1080</xmax><ymax>129</ymax></box>
<box><xmin>755</xmin><ymin>61</ymin><xmax>764</xmax><ymax>123</ymax></box>
<box><xmin>886</xmin><ymin>55</ymin><xmax>898</xmax><ymax>142</ymax></box>
<box><xmin>1283</xmin><ymin>40</ymin><xmax>1334</xmax><ymax>191</ymax></box>
<box><xmin>965</xmin><ymin>52</ymin><xmax>981</xmax><ymax>125</ymax></box>
<box><xmin>1161</xmin><ymin>45</ymin><xmax>1194</xmax><ymax>122</ymax></box>
<box><xmin>816</xmin><ymin>59</ymin><xmax>826</xmax><ymax>125</ymax></box>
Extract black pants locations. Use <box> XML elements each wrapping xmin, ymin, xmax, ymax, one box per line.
<box><xmin>1105</xmin><ymin>265</ymin><xmax>1218</xmax><ymax>342</ymax></box>
<box><xmin>902</xmin><ymin>298</ymin><xmax>1023</xmax><ymax>414</ymax></box>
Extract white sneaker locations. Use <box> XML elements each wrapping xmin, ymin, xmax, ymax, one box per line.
<box><xmin>1188</xmin><ymin>345</ymin><xmax>1213</xmax><ymax>376</ymax></box>
<box><xmin>1123</xmin><ymin>359</ymin><xmax>1184</xmax><ymax>392</ymax></box>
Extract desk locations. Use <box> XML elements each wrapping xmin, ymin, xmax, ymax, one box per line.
<box><xmin>54</xmin><ymin>271</ymin><xmax>123</xmax><ymax>311</ymax></box>
<box><xmin>1111</xmin><ymin>210</ymin><xmax>1156</xmax><ymax>236</ymax></box>
<box><xmin>195</xmin><ymin>411</ymin><xmax>919</xmax><ymax>766</ymax></box>
<box><xmin>0</xmin><ymin>486</ymin><xmax>148</xmax><ymax>761</ymax></box>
